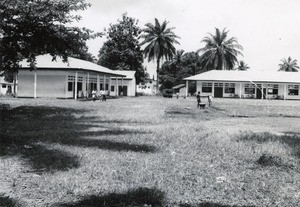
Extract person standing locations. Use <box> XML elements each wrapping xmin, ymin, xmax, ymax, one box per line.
<box><xmin>91</xmin><ymin>89</ymin><xmax>96</xmax><ymax>101</ymax></box>
<box><xmin>196</xmin><ymin>91</ymin><xmax>201</xmax><ymax>108</ymax></box>
<box><xmin>102</xmin><ymin>90</ymin><xmax>107</xmax><ymax>101</ymax></box>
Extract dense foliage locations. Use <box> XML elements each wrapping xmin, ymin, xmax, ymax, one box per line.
<box><xmin>198</xmin><ymin>28</ymin><xmax>243</xmax><ymax>71</ymax></box>
<box><xmin>0</xmin><ymin>0</ymin><xmax>98</xmax><ymax>78</ymax></box>
<box><xmin>160</xmin><ymin>51</ymin><xmax>200</xmax><ymax>93</ymax></box>
<box><xmin>140</xmin><ymin>18</ymin><xmax>180</xmax><ymax>91</ymax></box>
<box><xmin>97</xmin><ymin>14</ymin><xmax>146</xmax><ymax>83</ymax></box>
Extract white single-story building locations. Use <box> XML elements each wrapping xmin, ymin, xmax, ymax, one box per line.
<box><xmin>136</xmin><ymin>78</ymin><xmax>157</xmax><ymax>95</ymax></box>
<box><xmin>184</xmin><ymin>70</ymin><xmax>300</xmax><ymax>100</ymax></box>
<box><xmin>17</xmin><ymin>54</ymin><xmax>127</xmax><ymax>99</ymax></box>
<box><xmin>110</xmin><ymin>70</ymin><xmax>136</xmax><ymax>96</ymax></box>
<box><xmin>0</xmin><ymin>76</ymin><xmax>14</xmax><ymax>96</ymax></box>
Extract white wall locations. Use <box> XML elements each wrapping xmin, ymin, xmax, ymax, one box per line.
<box><xmin>18</xmin><ymin>70</ymin><xmax>68</xmax><ymax>98</ymax></box>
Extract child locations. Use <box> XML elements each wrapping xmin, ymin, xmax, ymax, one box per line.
<box><xmin>196</xmin><ymin>91</ymin><xmax>201</xmax><ymax>108</ymax></box>
<box><xmin>208</xmin><ymin>95</ymin><xmax>213</xmax><ymax>106</ymax></box>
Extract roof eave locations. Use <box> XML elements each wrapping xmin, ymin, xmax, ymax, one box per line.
<box><xmin>19</xmin><ymin>67</ymin><xmax>126</xmax><ymax>77</ymax></box>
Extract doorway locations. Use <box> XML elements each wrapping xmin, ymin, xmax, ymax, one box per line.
<box><xmin>256</xmin><ymin>88</ymin><xmax>266</xmax><ymax>99</ymax></box>
<box><xmin>214</xmin><ymin>87</ymin><xmax>223</xmax><ymax>97</ymax></box>
<box><xmin>119</xmin><ymin>86</ymin><xmax>128</xmax><ymax>96</ymax></box>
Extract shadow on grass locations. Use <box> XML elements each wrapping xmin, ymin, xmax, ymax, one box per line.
<box><xmin>179</xmin><ymin>202</ymin><xmax>255</xmax><ymax>207</ymax></box>
<box><xmin>237</xmin><ymin>132</ymin><xmax>300</xmax><ymax>159</ymax></box>
<box><xmin>0</xmin><ymin>196</ymin><xmax>18</xmax><ymax>207</ymax></box>
<box><xmin>56</xmin><ymin>187</ymin><xmax>165</xmax><ymax>207</ymax></box>
<box><xmin>0</xmin><ymin>105</ymin><xmax>156</xmax><ymax>173</ymax></box>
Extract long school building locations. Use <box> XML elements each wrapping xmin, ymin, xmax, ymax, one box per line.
<box><xmin>17</xmin><ymin>54</ymin><xmax>134</xmax><ymax>99</ymax></box>
<box><xmin>184</xmin><ymin>70</ymin><xmax>300</xmax><ymax>100</ymax></box>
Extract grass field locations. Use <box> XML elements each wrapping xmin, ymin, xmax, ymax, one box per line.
<box><xmin>0</xmin><ymin>96</ymin><xmax>300</xmax><ymax>207</ymax></box>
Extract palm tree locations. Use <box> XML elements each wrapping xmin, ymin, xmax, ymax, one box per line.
<box><xmin>236</xmin><ymin>60</ymin><xmax>250</xmax><ymax>71</ymax></box>
<box><xmin>170</xmin><ymin>49</ymin><xmax>185</xmax><ymax>66</ymax></box>
<box><xmin>197</xmin><ymin>28</ymin><xmax>243</xmax><ymax>71</ymax></box>
<box><xmin>140</xmin><ymin>18</ymin><xmax>180</xmax><ymax>92</ymax></box>
<box><xmin>278</xmin><ymin>57</ymin><xmax>299</xmax><ymax>72</ymax></box>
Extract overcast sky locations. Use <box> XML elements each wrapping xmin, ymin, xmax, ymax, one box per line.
<box><xmin>77</xmin><ymin>0</ymin><xmax>300</xmax><ymax>76</ymax></box>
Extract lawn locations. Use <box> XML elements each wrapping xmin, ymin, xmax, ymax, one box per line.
<box><xmin>0</xmin><ymin>96</ymin><xmax>300</xmax><ymax>207</ymax></box>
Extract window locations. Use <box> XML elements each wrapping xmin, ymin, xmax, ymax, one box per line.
<box><xmin>225</xmin><ymin>83</ymin><xmax>235</xmax><ymax>93</ymax></box>
<box><xmin>214</xmin><ymin>83</ymin><xmax>223</xmax><ymax>87</ymax></box>
<box><xmin>77</xmin><ymin>82</ymin><xmax>82</xmax><ymax>91</ymax></box>
<box><xmin>100</xmin><ymin>83</ymin><xmax>103</xmax><ymax>90</ymax></box>
<box><xmin>267</xmin><ymin>84</ymin><xmax>278</xmax><ymax>95</ymax></box>
<box><xmin>202</xmin><ymin>82</ymin><xmax>212</xmax><ymax>93</ymax></box>
<box><xmin>68</xmin><ymin>82</ymin><xmax>73</xmax><ymax>92</ymax></box>
<box><xmin>106</xmin><ymin>84</ymin><xmax>109</xmax><ymax>90</ymax></box>
<box><xmin>68</xmin><ymin>76</ymin><xmax>75</xmax><ymax>81</ymax></box>
<box><xmin>244</xmin><ymin>84</ymin><xmax>255</xmax><ymax>94</ymax></box>
<box><xmin>288</xmin><ymin>85</ymin><xmax>299</xmax><ymax>96</ymax></box>
<box><xmin>92</xmin><ymin>83</ymin><xmax>97</xmax><ymax>91</ymax></box>
<box><xmin>2</xmin><ymin>84</ymin><xmax>6</xmax><ymax>88</ymax></box>
<box><xmin>111</xmin><ymin>85</ymin><xmax>115</xmax><ymax>91</ymax></box>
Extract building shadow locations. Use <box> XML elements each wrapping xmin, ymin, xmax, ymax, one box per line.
<box><xmin>0</xmin><ymin>105</ymin><xmax>156</xmax><ymax>173</ymax></box>
<box><xmin>56</xmin><ymin>187</ymin><xmax>165</xmax><ymax>207</ymax></box>
<box><xmin>179</xmin><ymin>202</ymin><xmax>255</xmax><ymax>207</ymax></box>
<box><xmin>0</xmin><ymin>196</ymin><xmax>18</xmax><ymax>207</ymax></box>
<box><xmin>237</xmin><ymin>132</ymin><xmax>300</xmax><ymax>159</ymax></box>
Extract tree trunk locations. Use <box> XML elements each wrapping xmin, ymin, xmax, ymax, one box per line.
<box><xmin>13</xmin><ymin>72</ymin><xmax>17</xmax><ymax>97</ymax></box>
<box><xmin>156</xmin><ymin>58</ymin><xmax>160</xmax><ymax>93</ymax></box>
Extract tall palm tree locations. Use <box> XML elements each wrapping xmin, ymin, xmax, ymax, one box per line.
<box><xmin>197</xmin><ymin>28</ymin><xmax>243</xmax><ymax>71</ymax></box>
<box><xmin>140</xmin><ymin>18</ymin><xmax>180</xmax><ymax>92</ymax></box>
<box><xmin>278</xmin><ymin>57</ymin><xmax>299</xmax><ymax>72</ymax></box>
<box><xmin>236</xmin><ymin>60</ymin><xmax>250</xmax><ymax>71</ymax></box>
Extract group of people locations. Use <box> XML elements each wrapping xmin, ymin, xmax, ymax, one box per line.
<box><xmin>91</xmin><ymin>89</ymin><xmax>107</xmax><ymax>102</ymax></box>
<box><xmin>196</xmin><ymin>91</ymin><xmax>212</xmax><ymax>108</ymax></box>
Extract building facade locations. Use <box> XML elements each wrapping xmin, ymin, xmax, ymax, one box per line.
<box><xmin>136</xmin><ymin>78</ymin><xmax>157</xmax><ymax>95</ymax></box>
<box><xmin>17</xmin><ymin>54</ymin><xmax>126</xmax><ymax>99</ymax></box>
<box><xmin>0</xmin><ymin>77</ymin><xmax>14</xmax><ymax>96</ymax></box>
<box><xmin>110</xmin><ymin>70</ymin><xmax>136</xmax><ymax>97</ymax></box>
<box><xmin>184</xmin><ymin>70</ymin><xmax>300</xmax><ymax>100</ymax></box>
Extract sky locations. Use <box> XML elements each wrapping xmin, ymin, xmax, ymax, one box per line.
<box><xmin>76</xmin><ymin>0</ymin><xmax>300</xmax><ymax>77</ymax></box>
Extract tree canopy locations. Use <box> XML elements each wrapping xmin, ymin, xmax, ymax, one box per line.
<box><xmin>0</xmin><ymin>0</ymin><xmax>99</xmax><ymax>76</ymax></box>
<box><xmin>278</xmin><ymin>57</ymin><xmax>299</xmax><ymax>72</ymax></box>
<box><xmin>140</xmin><ymin>18</ymin><xmax>180</xmax><ymax>91</ymax></box>
<box><xmin>198</xmin><ymin>28</ymin><xmax>243</xmax><ymax>71</ymax></box>
<box><xmin>97</xmin><ymin>14</ymin><xmax>146</xmax><ymax>84</ymax></box>
<box><xmin>160</xmin><ymin>51</ymin><xmax>201</xmax><ymax>93</ymax></box>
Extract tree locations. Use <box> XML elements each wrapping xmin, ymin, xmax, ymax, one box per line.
<box><xmin>160</xmin><ymin>51</ymin><xmax>201</xmax><ymax>93</ymax></box>
<box><xmin>278</xmin><ymin>57</ymin><xmax>299</xmax><ymax>72</ymax></box>
<box><xmin>236</xmin><ymin>60</ymin><xmax>250</xmax><ymax>71</ymax></box>
<box><xmin>98</xmin><ymin>13</ymin><xmax>145</xmax><ymax>83</ymax></box>
<box><xmin>0</xmin><ymin>0</ymin><xmax>100</xmax><ymax>94</ymax></box>
<box><xmin>197</xmin><ymin>28</ymin><xmax>243</xmax><ymax>71</ymax></box>
<box><xmin>140</xmin><ymin>18</ymin><xmax>180</xmax><ymax>92</ymax></box>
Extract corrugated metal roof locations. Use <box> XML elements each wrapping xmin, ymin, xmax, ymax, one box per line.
<box><xmin>19</xmin><ymin>54</ymin><xmax>126</xmax><ymax>77</ymax></box>
<box><xmin>172</xmin><ymin>84</ymin><xmax>185</xmax><ymax>89</ymax></box>
<box><xmin>184</xmin><ymin>70</ymin><xmax>300</xmax><ymax>84</ymax></box>
<box><xmin>112</xmin><ymin>70</ymin><xmax>136</xmax><ymax>79</ymax></box>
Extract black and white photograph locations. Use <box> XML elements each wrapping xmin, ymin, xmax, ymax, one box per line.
<box><xmin>1</xmin><ymin>0</ymin><xmax>300</xmax><ymax>206</ymax></box>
